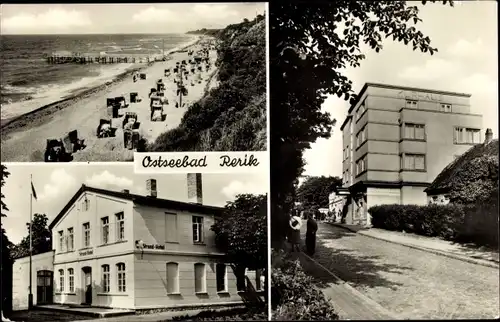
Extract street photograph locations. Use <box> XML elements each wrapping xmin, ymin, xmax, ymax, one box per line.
<box><xmin>269</xmin><ymin>1</ymin><xmax>499</xmax><ymax>320</ymax></box>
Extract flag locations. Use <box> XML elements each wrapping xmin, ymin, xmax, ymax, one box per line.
<box><xmin>31</xmin><ymin>181</ymin><xmax>37</xmax><ymax>200</ymax></box>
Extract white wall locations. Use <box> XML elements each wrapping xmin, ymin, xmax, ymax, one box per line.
<box><xmin>12</xmin><ymin>251</ymin><xmax>54</xmax><ymax>311</ymax></box>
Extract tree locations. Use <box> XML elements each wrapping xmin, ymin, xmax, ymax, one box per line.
<box><xmin>270</xmin><ymin>1</ymin><xmax>454</xmax><ymax>245</ymax></box>
<box><xmin>296</xmin><ymin>176</ymin><xmax>342</xmax><ymax>211</ymax></box>
<box><xmin>211</xmin><ymin>194</ymin><xmax>267</xmax><ymax>289</ymax></box>
<box><xmin>1</xmin><ymin>164</ymin><xmax>14</xmax><ymax>317</ymax></box>
<box><xmin>14</xmin><ymin>213</ymin><xmax>52</xmax><ymax>259</ymax></box>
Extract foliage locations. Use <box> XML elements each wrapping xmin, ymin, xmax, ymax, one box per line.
<box><xmin>211</xmin><ymin>194</ymin><xmax>267</xmax><ymax>271</ymax></box>
<box><xmin>1</xmin><ymin>164</ymin><xmax>10</xmax><ymax>218</ymax></box>
<box><xmin>171</xmin><ymin>307</ymin><xmax>268</xmax><ymax>321</ymax></box>
<box><xmin>460</xmin><ymin>186</ymin><xmax>499</xmax><ymax>248</ymax></box>
<box><xmin>296</xmin><ymin>176</ymin><xmax>342</xmax><ymax>210</ymax></box>
<box><xmin>426</xmin><ymin>140</ymin><xmax>498</xmax><ymax>204</ymax></box>
<box><xmin>271</xmin><ymin>250</ymin><xmax>339</xmax><ymax>321</ymax></box>
<box><xmin>369</xmin><ymin>201</ymin><xmax>499</xmax><ymax>248</ymax></box>
<box><xmin>12</xmin><ymin>213</ymin><xmax>52</xmax><ymax>259</ymax></box>
<box><xmin>149</xmin><ymin>14</ymin><xmax>266</xmax><ymax>152</ymax></box>
<box><xmin>1</xmin><ymin>164</ymin><xmax>13</xmax><ymax>314</ymax></box>
<box><xmin>269</xmin><ymin>1</ymin><xmax>454</xmax><ymax>243</ymax></box>
<box><xmin>186</xmin><ymin>28</ymin><xmax>222</xmax><ymax>37</ymax></box>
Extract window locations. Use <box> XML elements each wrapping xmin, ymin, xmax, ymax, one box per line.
<box><xmin>59</xmin><ymin>269</ymin><xmax>64</xmax><ymax>292</ymax></box>
<box><xmin>356</xmin><ymin>127</ymin><xmax>367</xmax><ymax>148</ymax></box>
<box><xmin>194</xmin><ymin>263</ymin><xmax>206</xmax><ymax>293</ymax></box>
<box><xmin>116</xmin><ymin>212</ymin><xmax>125</xmax><ymax>241</ymax></box>
<box><xmin>117</xmin><ymin>263</ymin><xmax>126</xmax><ymax>292</ymax></box>
<box><xmin>236</xmin><ymin>268</ymin><xmax>248</xmax><ymax>291</ymax></box>
<box><xmin>102</xmin><ymin>265</ymin><xmax>110</xmax><ymax>293</ymax></box>
<box><xmin>216</xmin><ymin>264</ymin><xmax>227</xmax><ymax>292</ymax></box>
<box><xmin>402</xmin><ymin>154</ymin><xmax>425</xmax><ymax>171</ymax></box>
<box><xmin>356</xmin><ymin>101</ymin><xmax>366</xmax><ymax>120</ymax></box>
<box><xmin>83</xmin><ymin>223</ymin><xmax>91</xmax><ymax>247</ymax></box>
<box><xmin>441</xmin><ymin>103</ymin><xmax>452</xmax><ymax>113</ymax></box>
<box><xmin>166</xmin><ymin>262</ymin><xmax>179</xmax><ymax>294</ymax></box>
<box><xmin>58</xmin><ymin>231</ymin><xmax>64</xmax><ymax>252</ymax></box>
<box><xmin>192</xmin><ymin>216</ymin><xmax>203</xmax><ymax>243</ymax></box>
<box><xmin>101</xmin><ymin>217</ymin><xmax>109</xmax><ymax>244</ymax></box>
<box><xmin>454</xmin><ymin>127</ymin><xmax>480</xmax><ymax>144</ymax></box>
<box><xmin>165</xmin><ymin>213</ymin><xmax>178</xmax><ymax>243</ymax></box>
<box><xmin>67</xmin><ymin>228</ymin><xmax>74</xmax><ymax>251</ymax></box>
<box><xmin>406</xmin><ymin>100</ymin><xmax>418</xmax><ymax>108</ymax></box>
<box><xmin>81</xmin><ymin>197</ymin><xmax>90</xmax><ymax>211</ymax></box>
<box><xmin>404</xmin><ymin>123</ymin><xmax>425</xmax><ymax>140</ymax></box>
<box><xmin>68</xmin><ymin>268</ymin><xmax>74</xmax><ymax>293</ymax></box>
<box><xmin>356</xmin><ymin>157</ymin><xmax>366</xmax><ymax>175</ymax></box>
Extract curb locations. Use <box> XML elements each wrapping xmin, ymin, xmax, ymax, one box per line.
<box><xmin>327</xmin><ymin>223</ymin><xmax>499</xmax><ymax>269</ymax></box>
<box><xmin>300</xmin><ymin>251</ymin><xmax>400</xmax><ymax>320</ymax></box>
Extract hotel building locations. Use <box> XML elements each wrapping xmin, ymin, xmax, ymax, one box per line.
<box><xmin>12</xmin><ymin>174</ymin><xmax>260</xmax><ymax>311</ymax></box>
<box><xmin>337</xmin><ymin>83</ymin><xmax>483</xmax><ymax>225</ymax></box>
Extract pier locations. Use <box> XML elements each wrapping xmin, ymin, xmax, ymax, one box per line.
<box><xmin>46</xmin><ymin>55</ymin><xmax>165</xmax><ymax>65</ymax></box>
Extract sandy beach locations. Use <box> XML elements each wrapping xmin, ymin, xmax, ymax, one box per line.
<box><xmin>0</xmin><ymin>39</ymin><xmax>218</xmax><ymax>162</ymax></box>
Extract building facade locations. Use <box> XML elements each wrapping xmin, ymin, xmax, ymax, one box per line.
<box><xmin>338</xmin><ymin>83</ymin><xmax>483</xmax><ymax>225</ymax></box>
<box><xmin>12</xmin><ymin>174</ymin><xmax>260</xmax><ymax>311</ymax></box>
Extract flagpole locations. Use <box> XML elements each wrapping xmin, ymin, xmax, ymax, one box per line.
<box><xmin>28</xmin><ymin>174</ymin><xmax>33</xmax><ymax>310</ymax></box>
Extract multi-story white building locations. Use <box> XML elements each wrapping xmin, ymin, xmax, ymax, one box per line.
<box><xmin>12</xmin><ymin>174</ymin><xmax>260</xmax><ymax>311</ymax></box>
<box><xmin>337</xmin><ymin>83</ymin><xmax>483</xmax><ymax>226</ymax></box>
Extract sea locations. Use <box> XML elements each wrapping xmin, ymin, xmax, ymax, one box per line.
<box><xmin>0</xmin><ymin>34</ymin><xmax>197</xmax><ymax>122</ymax></box>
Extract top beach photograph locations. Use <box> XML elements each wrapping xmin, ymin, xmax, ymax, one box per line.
<box><xmin>0</xmin><ymin>3</ymin><xmax>267</xmax><ymax>162</ymax></box>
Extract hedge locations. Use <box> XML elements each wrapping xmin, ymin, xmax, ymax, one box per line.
<box><xmin>271</xmin><ymin>250</ymin><xmax>339</xmax><ymax>321</ymax></box>
<box><xmin>368</xmin><ymin>200</ymin><xmax>499</xmax><ymax>248</ymax></box>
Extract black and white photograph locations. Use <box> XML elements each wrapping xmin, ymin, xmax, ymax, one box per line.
<box><xmin>0</xmin><ymin>163</ymin><xmax>268</xmax><ymax>321</ymax></box>
<box><xmin>269</xmin><ymin>1</ymin><xmax>498</xmax><ymax>321</ymax></box>
<box><xmin>0</xmin><ymin>3</ymin><xmax>267</xmax><ymax>162</ymax></box>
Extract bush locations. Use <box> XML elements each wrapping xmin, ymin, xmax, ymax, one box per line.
<box><xmin>172</xmin><ymin>307</ymin><xmax>268</xmax><ymax>321</ymax></box>
<box><xmin>271</xmin><ymin>250</ymin><xmax>339</xmax><ymax>321</ymax></box>
<box><xmin>368</xmin><ymin>201</ymin><xmax>498</xmax><ymax>248</ymax></box>
<box><xmin>459</xmin><ymin>187</ymin><xmax>499</xmax><ymax>248</ymax></box>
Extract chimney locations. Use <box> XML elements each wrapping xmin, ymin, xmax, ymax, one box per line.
<box><xmin>187</xmin><ymin>173</ymin><xmax>203</xmax><ymax>204</ymax></box>
<box><xmin>484</xmin><ymin>128</ymin><xmax>493</xmax><ymax>144</ymax></box>
<box><xmin>121</xmin><ymin>189</ymin><xmax>130</xmax><ymax>194</ymax></box>
<box><xmin>146</xmin><ymin>179</ymin><xmax>157</xmax><ymax>198</ymax></box>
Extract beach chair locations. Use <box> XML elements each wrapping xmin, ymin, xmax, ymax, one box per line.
<box><xmin>115</xmin><ymin>96</ymin><xmax>127</xmax><ymax>108</ymax></box>
<box><xmin>97</xmin><ymin>119</ymin><xmax>113</xmax><ymax>138</ymax></box>
<box><xmin>140</xmin><ymin>73</ymin><xmax>146</xmax><ymax>80</ymax></box>
<box><xmin>130</xmin><ymin>92</ymin><xmax>138</xmax><ymax>103</ymax></box>
<box><xmin>44</xmin><ymin>139</ymin><xmax>68</xmax><ymax>162</ymax></box>
<box><xmin>123</xmin><ymin>112</ymin><xmax>138</xmax><ymax>130</ymax></box>
<box><xmin>106</xmin><ymin>98</ymin><xmax>115</xmax><ymax>107</ymax></box>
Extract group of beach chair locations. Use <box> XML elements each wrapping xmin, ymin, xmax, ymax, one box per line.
<box><xmin>44</xmin><ymin>130</ymin><xmax>86</xmax><ymax>162</ymax></box>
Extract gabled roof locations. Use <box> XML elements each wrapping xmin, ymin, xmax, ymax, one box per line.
<box><xmin>49</xmin><ymin>184</ymin><xmax>224</xmax><ymax>230</ymax></box>
<box><xmin>425</xmin><ymin>139</ymin><xmax>499</xmax><ymax>194</ymax></box>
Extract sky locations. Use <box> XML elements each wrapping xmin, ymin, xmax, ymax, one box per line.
<box><xmin>1</xmin><ymin>163</ymin><xmax>268</xmax><ymax>244</ymax></box>
<box><xmin>0</xmin><ymin>3</ymin><xmax>265</xmax><ymax>35</ymax></box>
<box><xmin>302</xmin><ymin>1</ymin><xmax>498</xmax><ymax>180</ymax></box>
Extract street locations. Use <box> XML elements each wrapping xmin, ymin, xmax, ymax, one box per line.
<box><xmin>303</xmin><ymin>222</ymin><xmax>499</xmax><ymax>319</ymax></box>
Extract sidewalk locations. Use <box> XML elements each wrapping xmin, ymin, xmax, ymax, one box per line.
<box><xmin>329</xmin><ymin>223</ymin><xmax>499</xmax><ymax>268</ymax></box>
<box><xmin>297</xmin><ymin>251</ymin><xmax>399</xmax><ymax>320</ymax></box>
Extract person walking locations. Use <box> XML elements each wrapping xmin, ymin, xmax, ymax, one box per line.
<box><xmin>288</xmin><ymin>214</ymin><xmax>302</xmax><ymax>252</ymax></box>
<box><xmin>306</xmin><ymin>212</ymin><xmax>318</xmax><ymax>256</ymax></box>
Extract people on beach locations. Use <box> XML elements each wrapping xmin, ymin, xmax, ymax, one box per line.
<box><xmin>305</xmin><ymin>212</ymin><xmax>318</xmax><ymax>256</ymax></box>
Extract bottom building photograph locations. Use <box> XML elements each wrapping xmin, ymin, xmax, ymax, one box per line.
<box><xmin>1</xmin><ymin>163</ymin><xmax>269</xmax><ymax>321</ymax></box>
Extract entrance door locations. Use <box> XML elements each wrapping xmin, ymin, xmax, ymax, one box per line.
<box><xmin>82</xmin><ymin>267</ymin><xmax>92</xmax><ymax>305</ymax></box>
<box><xmin>36</xmin><ymin>270</ymin><xmax>53</xmax><ymax>305</ymax></box>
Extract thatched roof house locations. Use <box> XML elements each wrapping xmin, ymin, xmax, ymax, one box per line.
<box><xmin>425</xmin><ymin>128</ymin><xmax>498</xmax><ymax>204</ymax></box>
